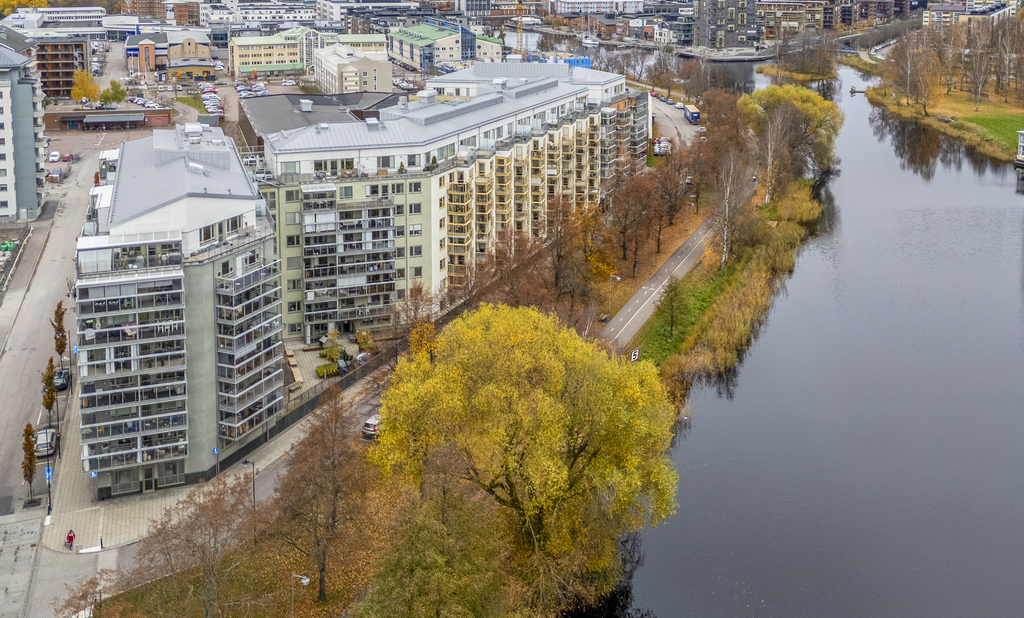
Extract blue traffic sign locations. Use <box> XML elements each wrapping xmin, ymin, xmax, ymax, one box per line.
<box><xmin>45</xmin><ymin>467</ymin><xmax>52</xmax><ymax>481</ymax></box>
<box><xmin>90</xmin><ymin>471</ymin><xmax>97</xmax><ymax>478</ymax></box>
<box><xmin>73</xmin><ymin>345</ymin><xmax>78</xmax><ymax>354</ymax></box>
<box><xmin>212</xmin><ymin>447</ymin><xmax>219</xmax><ymax>455</ymax></box>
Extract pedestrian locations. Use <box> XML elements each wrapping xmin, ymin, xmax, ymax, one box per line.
<box><xmin>66</xmin><ymin>529</ymin><xmax>76</xmax><ymax>550</ymax></box>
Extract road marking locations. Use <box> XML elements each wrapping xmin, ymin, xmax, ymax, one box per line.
<box><xmin>612</xmin><ymin>225</ymin><xmax>715</xmax><ymax>349</ymax></box>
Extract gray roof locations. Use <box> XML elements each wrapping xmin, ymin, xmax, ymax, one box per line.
<box><xmin>108</xmin><ymin>126</ymin><xmax>256</xmax><ymax>227</ymax></box>
<box><xmin>264</xmin><ymin>81</ymin><xmax>587</xmax><ymax>154</ymax></box>
<box><xmin>166</xmin><ymin>30</ymin><xmax>209</xmax><ymax>45</ymax></box>
<box><xmin>0</xmin><ymin>43</ymin><xmax>29</xmax><ymax>69</ymax></box>
<box><xmin>0</xmin><ymin>26</ymin><xmax>35</xmax><ymax>55</ymax></box>
<box><xmin>240</xmin><ymin>92</ymin><xmax>403</xmax><ymax>136</ymax></box>
<box><xmin>126</xmin><ymin>32</ymin><xmax>167</xmax><ymax>46</ymax></box>
<box><xmin>429</xmin><ymin>62</ymin><xmax>621</xmax><ymax>86</ymax></box>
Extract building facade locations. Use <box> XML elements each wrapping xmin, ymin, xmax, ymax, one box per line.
<box><xmin>250</xmin><ymin>62</ymin><xmax>648</xmax><ymax>343</ymax></box>
<box><xmin>697</xmin><ymin>0</ymin><xmax>759</xmax><ymax>47</ymax></box>
<box><xmin>387</xmin><ymin>20</ymin><xmax>502</xmax><ymax>71</ymax></box>
<box><xmin>0</xmin><ymin>46</ymin><xmax>45</xmax><ymax>221</ymax></box>
<box><xmin>34</xmin><ymin>36</ymin><xmax>91</xmax><ymax>99</ymax></box>
<box><xmin>756</xmin><ymin>0</ymin><xmax>825</xmax><ymax>38</ymax></box>
<box><xmin>552</xmin><ymin>0</ymin><xmax>645</xmax><ymax>12</ymax></box>
<box><xmin>74</xmin><ymin>124</ymin><xmax>284</xmax><ymax>499</ymax></box>
<box><xmin>313</xmin><ymin>44</ymin><xmax>392</xmax><ymax>93</ymax></box>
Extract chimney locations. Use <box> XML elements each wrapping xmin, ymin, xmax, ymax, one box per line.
<box><xmin>398</xmin><ymin>95</ymin><xmax>408</xmax><ymax>111</ymax></box>
<box><xmin>299</xmin><ymin>98</ymin><xmax>313</xmax><ymax>112</ymax></box>
<box><xmin>418</xmin><ymin>88</ymin><xmax>436</xmax><ymax>105</ymax></box>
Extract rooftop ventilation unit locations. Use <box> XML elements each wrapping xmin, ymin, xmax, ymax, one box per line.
<box><xmin>299</xmin><ymin>98</ymin><xmax>313</xmax><ymax>112</ymax></box>
<box><xmin>418</xmin><ymin>88</ymin><xmax>437</xmax><ymax>105</ymax></box>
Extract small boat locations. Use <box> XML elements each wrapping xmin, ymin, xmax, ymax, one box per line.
<box><xmin>581</xmin><ymin>36</ymin><xmax>599</xmax><ymax>47</ymax></box>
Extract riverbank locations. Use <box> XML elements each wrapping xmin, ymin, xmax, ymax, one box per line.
<box><xmin>865</xmin><ymin>87</ymin><xmax>1022</xmax><ymax>161</ymax></box>
<box><xmin>755</xmin><ymin>65</ymin><xmax>837</xmax><ymax>82</ymax></box>
<box><xmin>633</xmin><ymin>180</ymin><xmax>822</xmax><ymax>401</ymax></box>
<box><xmin>838</xmin><ymin>55</ymin><xmax>876</xmax><ymax>74</ymax></box>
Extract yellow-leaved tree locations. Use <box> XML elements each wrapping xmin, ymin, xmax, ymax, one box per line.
<box><xmin>0</xmin><ymin>0</ymin><xmax>45</xmax><ymax>17</ymax></box>
<box><xmin>70</xmin><ymin>70</ymin><xmax>100</xmax><ymax>102</ymax></box>
<box><xmin>367</xmin><ymin>304</ymin><xmax>678</xmax><ymax>615</ymax></box>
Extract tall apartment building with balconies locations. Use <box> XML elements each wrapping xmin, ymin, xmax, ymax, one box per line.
<box><xmin>34</xmin><ymin>35</ymin><xmax>90</xmax><ymax>98</ymax></box>
<box><xmin>0</xmin><ymin>44</ymin><xmax>46</xmax><ymax>221</ymax></box>
<box><xmin>74</xmin><ymin>124</ymin><xmax>284</xmax><ymax>499</ymax></box>
<box><xmin>245</xmin><ymin>62</ymin><xmax>648</xmax><ymax>344</ymax></box>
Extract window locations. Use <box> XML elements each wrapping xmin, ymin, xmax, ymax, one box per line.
<box><xmin>286</xmin><ymin>257</ymin><xmax>301</xmax><ymax>269</ymax></box>
<box><xmin>438</xmin><ymin>218</ymin><xmax>444</xmax><ymax>229</ymax></box>
<box><xmin>396</xmin><ymin>268</ymin><xmax>405</xmax><ymax>278</ymax></box>
<box><xmin>410</xmin><ymin>203</ymin><xmax>422</xmax><ymax>214</ymax></box>
<box><xmin>728</xmin><ymin>7</ymin><xmax>735</xmax><ymax>18</ymax></box>
<box><xmin>0</xmin><ymin>185</ymin><xmax>7</xmax><ymax>192</ymax></box>
<box><xmin>439</xmin><ymin>258</ymin><xmax>445</xmax><ymax>271</ymax></box>
<box><xmin>288</xmin><ymin>323</ymin><xmax>302</xmax><ymax>334</ymax></box>
<box><xmin>395</xmin><ymin>204</ymin><xmax>404</xmax><ymax>215</ymax></box>
<box><xmin>395</xmin><ymin>225</ymin><xmax>404</xmax><ymax>237</ymax></box>
<box><xmin>377</xmin><ymin>156</ymin><xmax>394</xmax><ymax>169</ymax></box>
<box><xmin>410</xmin><ymin>246</ymin><xmax>422</xmax><ymax>257</ymax></box>
<box><xmin>286</xmin><ymin>235</ymin><xmax>300</xmax><ymax>247</ymax></box>
<box><xmin>287</xmin><ymin>279</ymin><xmax>301</xmax><ymax>291</ymax></box>
<box><xmin>397</xmin><ymin>247</ymin><xmax>405</xmax><ymax>258</ymax></box>
<box><xmin>392</xmin><ymin>183</ymin><xmax>404</xmax><ymax>194</ymax></box>
<box><xmin>739</xmin><ymin>12</ymin><xmax>747</xmax><ymax>23</ymax></box>
<box><xmin>407</xmin><ymin>154</ymin><xmax>420</xmax><ymax>167</ymax></box>
<box><xmin>439</xmin><ymin>238</ymin><xmax>445</xmax><ymax>250</ymax></box>
<box><xmin>341</xmin><ymin>186</ymin><xmax>353</xmax><ymax>199</ymax></box>
<box><xmin>285</xmin><ymin>190</ymin><xmax>300</xmax><ymax>201</ymax></box>
<box><xmin>409</xmin><ymin>224</ymin><xmax>422</xmax><ymax>236</ymax></box>
<box><xmin>287</xmin><ymin>301</ymin><xmax>301</xmax><ymax>312</ymax></box>
<box><xmin>412</xmin><ymin>266</ymin><xmax>423</xmax><ymax>277</ymax></box>
<box><xmin>282</xmin><ymin>161</ymin><xmax>297</xmax><ymax>173</ymax></box>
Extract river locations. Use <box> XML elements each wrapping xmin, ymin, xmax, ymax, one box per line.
<box><xmin>630</xmin><ymin>65</ymin><xmax>1024</xmax><ymax>617</ymax></box>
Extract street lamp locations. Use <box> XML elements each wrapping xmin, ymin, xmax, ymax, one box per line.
<box><xmin>607</xmin><ymin>274</ymin><xmax>621</xmax><ymax>313</ymax></box>
<box><xmin>290</xmin><ymin>573</ymin><xmax>310</xmax><ymax>618</ymax></box>
<box><xmin>241</xmin><ymin>459</ymin><xmax>256</xmax><ymax>511</ymax></box>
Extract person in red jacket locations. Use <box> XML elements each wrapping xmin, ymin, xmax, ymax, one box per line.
<box><xmin>66</xmin><ymin>530</ymin><xmax>76</xmax><ymax>550</ymax></box>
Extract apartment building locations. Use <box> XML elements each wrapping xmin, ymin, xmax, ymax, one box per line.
<box><xmin>696</xmin><ymin>0</ymin><xmax>759</xmax><ymax>47</ymax></box>
<box><xmin>552</xmin><ymin>0</ymin><xmax>645</xmax><ymax>12</ymax></box>
<box><xmin>228</xmin><ymin>26</ymin><xmax>348</xmax><ymax>78</ymax></box>
<box><xmin>248</xmin><ymin>62</ymin><xmax>647</xmax><ymax>344</ymax></box>
<box><xmin>317</xmin><ymin>0</ymin><xmax>420</xmax><ymax>21</ymax></box>
<box><xmin>0</xmin><ymin>45</ymin><xmax>45</xmax><ymax>221</ymax></box>
<box><xmin>756</xmin><ymin>0</ymin><xmax>825</xmax><ymax>38</ymax></box>
<box><xmin>387</xmin><ymin>20</ymin><xmax>502</xmax><ymax>71</ymax></box>
<box><xmin>34</xmin><ymin>35</ymin><xmax>90</xmax><ymax>99</ymax></box>
<box><xmin>313</xmin><ymin>44</ymin><xmax>392</xmax><ymax>94</ymax></box>
<box><xmin>122</xmin><ymin>0</ymin><xmax>202</xmax><ymax>25</ymax></box>
<box><xmin>74</xmin><ymin>124</ymin><xmax>283</xmax><ymax>499</ymax></box>
<box><xmin>233</xmin><ymin>1</ymin><xmax>319</xmax><ymax>23</ymax></box>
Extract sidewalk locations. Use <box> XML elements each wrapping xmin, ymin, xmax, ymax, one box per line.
<box><xmin>24</xmin><ymin>365</ymin><xmax>386</xmax><ymax>616</ymax></box>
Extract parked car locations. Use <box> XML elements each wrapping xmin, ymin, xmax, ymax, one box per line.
<box><xmin>54</xmin><ymin>369</ymin><xmax>69</xmax><ymax>390</ymax></box>
<box><xmin>48</xmin><ymin>151</ymin><xmax>60</xmax><ymax>162</ymax></box>
<box><xmin>675</xmin><ymin>102</ymin><xmax>685</xmax><ymax>109</ymax></box>
<box><xmin>281</xmin><ymin>79</ymin><xmax>296</xmax><ymax>86</ymax></box>
<box><xmin>176</xmin><ymin>84</ymin><xmax>183</xmax><ymax>91</ymax></box>
<box><xmin>361</xmin><ymin>414</ymin><xmax>381</xmax><ymax>439</ymax></box>
<box><xmin>157</xmin><ymin>85</ymin><xmax>165</xmax><ymax>92</ymax></box>
<box><xmin>33</xmin><ymin>428</ymin><xmax>57</xmax><ymax>457</ymax></box>
<box><xmin>61</xmin><ymin>153</ymin><xmax>73</xmax><ymax>162</ymax></box>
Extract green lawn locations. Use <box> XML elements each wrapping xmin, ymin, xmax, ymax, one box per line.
<box><xmin>175</xmin><ymin>97</ymin><xmax>204</xmax><ymax>112</ymax></box>
<box><xmin>961</xmin><ymin>115</ymin><xmax>1023</xmax><ymax>152</ymax></box>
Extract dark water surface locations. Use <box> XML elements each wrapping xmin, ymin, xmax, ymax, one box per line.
<box><xmin>631</xmin><ymin>67</ymin><xmax>1024</xmax><ymax>617</ymax></box>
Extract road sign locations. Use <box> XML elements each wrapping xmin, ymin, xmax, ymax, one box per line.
<box><xmin>630</xmin><ymin>348</ymin><xmax>640</xmax><ymax>362</ymax></box>
<box><xmin>90</xmin><ymin>471</ymin><xmax>97</xmax><ymax>478</ymax></box>
<box><xmin>45</xmin><ymin>467</ymin><xmax>52</xmax><ymax>481</ymax></box>
<box><xmin>213</xmin><ymin>447</ymin><xmax>219</xmax><ymax>455</ymax></box>
<box><xmin>73</xmin><ymin>345</ymin><xmax>79</xmax><ymax>354</ymax></box>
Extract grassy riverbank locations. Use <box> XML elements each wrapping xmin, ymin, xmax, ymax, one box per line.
<box><xmin>633</xmin><ymin>180</ymin><xmax>822</xmax><ymax>398</ymax></box>
<box><xmin>756</xmin><ymin>65</ymin><xmax>837</xmax><ymax>82</ymax></box>
<box><xmin>865</xmin><ymin>86</ymin><xmax>1024</xmax><ymax>161</ymax></box>
<box><xmin>838</xmin><ymin>55</ymin><xmax>876</xmax><ymax>74</ymax></box>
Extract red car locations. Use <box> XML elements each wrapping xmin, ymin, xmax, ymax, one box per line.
<box><xmin>61</xmin><ymin>154</ymin><xmax>73</xmax><ymax>162</ymax></box>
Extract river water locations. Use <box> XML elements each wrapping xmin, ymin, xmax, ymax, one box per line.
<box><xmin>630</xmin><ymin>66</ymin><xmax>1024</xmax><ymax>617</ymax></box>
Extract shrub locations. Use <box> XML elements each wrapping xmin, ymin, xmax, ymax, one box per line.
<box><xmin>316</xmin><ymin>362</ymin><xmax>339</xmax><ymax>378</ymax></box>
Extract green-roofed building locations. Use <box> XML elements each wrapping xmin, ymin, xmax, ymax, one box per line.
<box><xmin>387</xmin><ymin>18</ymin><xmax>502</xmax><ymax>71</ymax></box>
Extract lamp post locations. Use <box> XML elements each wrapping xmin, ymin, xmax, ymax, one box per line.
<box><xmin>241</xmin><ymin>459</ymin><xmax>256</xmax><ymax>512</ymax></box>
<box><xmin>607</xmin><ymin>274</ymin><xmax>621</xmax><ymax>313</ymax></box>
<box><xmin>290</xmin><ymin>573</ymin><xmax>310</xmax><ymax>618</ymax></box>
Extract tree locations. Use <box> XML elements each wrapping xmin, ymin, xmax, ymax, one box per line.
<box><xmin>655</xmin><ymin>276</ymin><xmax>685</xmax><ymax>340</ymax></box>
<box><xmin>133</xmin><ymin>475</ymin><xmax>256</xmax><ymax>618</ymax></box>
<box><xmin>737</xmin><ymin>84</ymin><xmax>845</xmax><ymax>177</ymax></box>
<box><xmin>99</xmin><ymin>79</ymin><xmax>127</xmax><ymax>105</ymax></box>
<box><xmin>686</xmin><ymin>135</ymin><xmax>715</xmax><ymax>214</ymax></box>
<box><xmin>963</xmin><ymin>22</ymin><xmax>993</xmax><ymax>112</ymax></box>
<box><xmin>370</xmin><ymin>305</ymin><xmax>678</xmax><ymax>614</ymax></box>
<box><xmin>678</xmin><ymin>59</ymin><xmax>709</xmax><ymax>104</ymax></box>
<box><xmin>933</xmin><ymin>24</ymin><xmax>965</xmax><ymax>95</ymax></box>
<box><xmin>41</xmin><ymin>357</ymin><xmax>56</xmax><ymax>430</ymax></box>
<box><xmin>717</xmin><ymin>147</ymin><xmax>750</xmax><ymax>269</ymax></box>
<box><xmin>0</xmin><ymin>0</ymin><xmax>45</xmax><ymax>17</ymax></box>
<box><xmin>274</xmin><ymin>387</ymin><xmax>373</xmax><ymax>603</ymax></box>
<box><xmin>51</xmin><ymin>301</ymin><xmax>67</xmax><ymax>371</ymax></box>
<box><xmin>912</xmin><ymin>50</ymin><xmax>942</xmax><ymax>116</ymax></box>
<box><xmin>70</xmin><ymin>70</ymin><xmax>100</xmax><ymax>102</ymax></box>
<box><xmin>22</xmin><ymin>424</ymin><xmax>35</xmax><ymax>499</ymax></box>
<box><xmin>757</xmin><ymin>100</ymin><xmax>802</xmax><ymax>204</ymax></box>
<box><xmin>653</xmin><ymin>146</ymin><xmax>689</xmax><ymax>228</ymax></box>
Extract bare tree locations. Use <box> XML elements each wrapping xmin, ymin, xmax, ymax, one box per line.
<box><xmin>964</xmin><ymin>22</ymin><xmax>993</xmax><ymax>111</ymax></box>
<box><xmin>932</xmin><ymin>23</ymin><xmax>965</xmax><ymax>95</ymax></box>
<box><xmin>717</xmin><ymin>148</ymin><xmax>751</xmax><ymax>269</ymax></box>
<box><xmin>759</xmin><ymin>101</ymin><xmax>801</xmax><ymax>204</ymax></box>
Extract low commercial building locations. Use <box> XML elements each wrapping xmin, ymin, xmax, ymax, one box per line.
<box><xmin>125</xmin><ymin>30</ymin><xmax>210</xmax><ymax>76</ymax></box>
<box><xmin>387</xmin><ymin>19</ymin><xmax>502</xmax><ymax>71</ymax></box>
<box><xmin>227</xmin><ymin>26</ymin><xmax>349</xmax><ymax>78</ymax></box>
<box><xmin>248</xmin><ymin>62</ymin><xmax>647</xmax><ymax>343</ymax></box>
<box><xmin>44</xmin><ymin>106</ymin><xmax>173</xmax><ymax>132</ymax></box>
<box><xmin>313</xmin><ymin>44</ymin><xmax>392</xmax><ymax>94</ymax></box>
<box><xmin>1</xmin><ymin>6</ymin><xmax>106</xmax><ymax>30</ymax></box>
<box><xmin>0</xmin><ymin>45</ymin><xmax>46</xmax><ymax>221</ymax></box>
<box><xmin>74</xmin><ymin>123</ymin><xmax>284</xmax><ymax>499</ymax></box>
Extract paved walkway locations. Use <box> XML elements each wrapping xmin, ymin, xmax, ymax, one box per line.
<box><xmin>601</xmin><ymin>218</ymin><xmax>716</xmax><ymax>352</ymax></box>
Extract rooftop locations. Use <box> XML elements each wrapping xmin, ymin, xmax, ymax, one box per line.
<box><xmin>107</xmin><ymin>125</ymin><xmax>256</xmax><ymax>228</ymax></box>
<box><xmin>388</xmin><ymin>23</ymin><xmax>457</xmax><ymax>45</ymax></box>
<box><xmin>240</xmin><ymin>92</ymin><xmax>403</xmax><ymax>135</ymax></box>
<box><xmin>0</xmin><ymin>26</ymin><xmax>35</xmax><ymax>54</ymax></box>
<box><xmin>429</xmin><ymin>61</ymin><xmax>621</xmax><ymax>87</ymax></box>
<box><xmin>0</xmin><ymin>44</ymin><xmax>29</xmax><ymax>69</ymax></box>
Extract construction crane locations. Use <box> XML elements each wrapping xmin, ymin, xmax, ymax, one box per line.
<box><xmin>515</xmin><ymin>0</ymin><xmax>525</xmax><ymax>56</ymax></box>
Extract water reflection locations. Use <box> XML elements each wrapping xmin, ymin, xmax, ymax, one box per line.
<box><xmin>868</xmin><ymin>107</ymin><xmax>1006</xmax><ymax>180</ymax></box>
